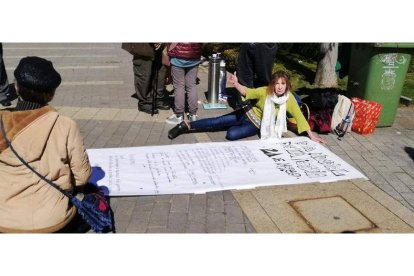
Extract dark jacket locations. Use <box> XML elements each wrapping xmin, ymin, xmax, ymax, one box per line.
<box><xmin>121</xmin><ymin>43</ymin><xmax>155</xmax><ymax>59</ymax></box>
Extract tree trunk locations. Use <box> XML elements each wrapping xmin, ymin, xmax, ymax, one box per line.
<box><xmin>314</xmin><ymin>43</ymin><xmax>338</xmax><ymax>87</ymax></box>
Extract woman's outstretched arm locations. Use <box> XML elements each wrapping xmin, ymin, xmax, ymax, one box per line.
<box><xmin>229</xmin><ymin>71</ymin><xmax>247</xmax><ymax>96</ymax></box>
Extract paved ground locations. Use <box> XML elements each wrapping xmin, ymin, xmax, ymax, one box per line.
<box><xmin>2</xmin><ymin>43</ymin><xmax>414</xmax><ymax>233</ymax></box>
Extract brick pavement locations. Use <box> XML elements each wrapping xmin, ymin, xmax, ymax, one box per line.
<box><xmin>2</xmin><ymin>43</ymin><xmax>414</xmax><ymax>233</ymax></box>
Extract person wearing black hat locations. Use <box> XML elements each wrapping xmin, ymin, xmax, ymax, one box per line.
<box><xmin>0</xmin><ymin>56</ymin><xmax>92</xmax><ymax>233</ymax></box>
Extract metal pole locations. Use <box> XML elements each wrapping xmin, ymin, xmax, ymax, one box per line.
<box><xmin>151</xmin><ymin>48</ymin><xmax>161</xmax><ymax>116</ymax></box>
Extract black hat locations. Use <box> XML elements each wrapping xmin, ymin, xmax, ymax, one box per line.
<box><xmin>14</xmin><ymin>56</ymin><xmax>61</xmax><ymax>91</ymax></box>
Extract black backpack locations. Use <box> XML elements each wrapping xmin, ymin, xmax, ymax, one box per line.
<box><xmin>304</xmin><ymin>89</ymin><xmax>339</xmax><ymax>110</ymax></box>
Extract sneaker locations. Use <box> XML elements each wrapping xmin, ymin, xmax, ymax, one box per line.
<box><xmin>165</xmin><ymin>114</ymin><xmax>183</xmax><ymax>125</ymax></box>
<box><xmin>168</xmin><ymin>121</ymin><xmax>189</xmax><ymax>139</ymax></box>
<box><xmin>189</xmin><ymin>114</ymin><xmax>199</xmax><ymax>122</ymax></box>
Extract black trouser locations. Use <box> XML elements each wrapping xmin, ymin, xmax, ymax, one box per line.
<box><xmin>236</xmin><ymin>43</ymin><xmax>278</xmax><ymax>88</ymax></box>
<box><xmin>133</xmin><ymin>53</ymin><xmax>167</xmax><ymax>109</ymax></box>
<box><xmin>0</xmin><ymin>43</ymin><xmax>10</xmax><ymax>102</ymax></box>
<box><xmin>235</xmin><ymin>43</ymin><xmax>278</xmax><ymax>108</ymax></box>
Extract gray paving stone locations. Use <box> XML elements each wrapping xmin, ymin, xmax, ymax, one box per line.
<box><xmin>188</xmin><ymin>194</ymin><xmax>207</xmax><ymax>223</ymax></box>
<box><xmin>400</xmin><ymin>193</ymin><xmax>414</xmax><ymax>211</ymax></box>
<box><xmin>402</xmin><ymin>166</ymin><xmax>414</xmax><ymax>179</ymax></box>
<box><xmin>138</xmin><ymin>196</ymin><xmax>156</xmax><ymax>204</ymax></box>
<box><xmin>135</xmin><ymin>201</ymin><xmax>155</xmax><ymax>212</ymax></box>
<box><xmin>105</xmin><ymin>121</ymin><xmax>134</xmax><ymax>148</ymax></box>
<box><xmin>375</xmin><ymin>181</ymin><xmax>405</xmax><ymax>202</ymax></box>
<box><xmin>377</xmin><ymin>168</ymin><xmax>412</xmax><ymax>194</ymax></box>
<box><xmin>186</xmin><ymin>221</ymin><xmax>206</xmax><ymax>233</ymax></box>
<box><xmin>207</xmin><ymin>212</ymin><xmax>226</xmax><ymax>233</ymax></box>
<box><xmin>226</xmin><ymin>223</ymin><xmax>247</xmax><ymax>233</ymax></box>
<box><xmin>244</xmin><ymin>217</ymin><xmax>257</xmax><ymax>233</ymax></box>
<box><xmin>133</xmin><ymin>122</ymin><xmax>154</xmax><ymax>146</ymax></box>
<box><xmin>146</xmin><ymin>226</ymin><xmax>168</xmax><ymax>233</ymax></box>
<box><xmin>390</xmin><ymin>155</ymin><xmax>413</xmax><ymax>167</ymax></box>
<box><xmin>378</xmin><ymin>162</ymin><xmax>405</xmax><ymax>173</ymax></box>
<box><xmin>223</xmin><ymin>190</ymin><xmax>236</xmax><ymax>203</ymax></box>
<box><xmin>121</xmin><ymin>123</ymin><xmax>143</xmax><ymax>147</ymax></box>
<box><xmin>345</xmin><ymin>150</ymin><xmax>365</xmax><ymax>161</ymax></box>
<box><xmin>396</xmin><ymin>173</ymin><xmax>414</xmax><ymax>192</ymax></box>
<box><xmin>352</xmin><ymin>158</ymin><xmax>376</xmax><ymax>174</ymax></box>
<box><xmin>167</xmin><ymin>212</ymin><xmax>188</xmax><ymax>233</ymax></box>
<box><xmin>113</xmin><ymin>197</ymin><xmax>137</xmax><ymax>232</ymax></box>
<box><xmin>92</xmin><ymin>121</ymin><xmax>121</xmax><ymax>148</ymax></box>
<box><xmin>326</xmin><ymin>145</ymin><xmax>346</xmax><ymax>155</ymax></box>
<box><xmin>108</xmin><ymin>197</ymin><xmax>120</xmax><ymax>213</ymax></box>
<box><xmin>125</xmin><ymin>210</ymin><xmax>151</xmax><ymax>233</ymax></box>
<box><xmin>337</xmin><ymin>140</ymin><xmax>354</xmax><ymax>151</ymax></box>
<box><xmin>224</xmin><ymin>202</ymin><xmax>245</xmax><ymax>224</ymax></box>
<box><xmin>155</xmin><ymin>195</ymin><xmax>173</xmax><ymax>203</ymax></box>
<box><xmin>148</xmin><ymin>202</ymin><xmax>171</xmax><ymax>228</ymax></box>
<box><xmin>207</xmin><ymin>191</ymin><xmax>224</xmax><ymax>213</ymax></box>
<box><xmin>171</xmin><ymin>195</ymin><xmax>190</xmax><ymax>213</ymax></box>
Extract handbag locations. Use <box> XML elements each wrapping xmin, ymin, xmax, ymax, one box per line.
<box><xmin>308</xmin><ymin>108</ymin><xmax>334</xmax><ymax>133</ymax></box>
<box><xmin>0</xmin><ymin>116</ymin><xmax>114</xmax><ymax>233</ymax></box>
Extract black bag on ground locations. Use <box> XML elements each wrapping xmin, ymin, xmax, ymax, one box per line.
<box><xmin>303</xmin><ymin>89</ymin><xmax>339</xmax><ymax>110</ymax></box>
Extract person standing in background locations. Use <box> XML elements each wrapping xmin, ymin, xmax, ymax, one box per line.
<box><xmin>122</xmin><ymin>43</ymin><xmax>169</xmax><ymax>114</ymax></box>
<box><xmin>152</xmin><ymin>43</ymin><xmax>170</xmax><ymax>112</ymax></box>
<box><xmin>0</xmin><ymin>43</ymin><xmax>11</xmax><ymax>107</ymax></box>
<box><xmin>165</xmin><ymin>43</ymin><xmax>202</xmax><ymax>124</ymax></box>
<box><xmin>237</xmin><ymin>43</ymin><xmax>278</xmax><ymax>88</ymax></box>
<box><xmin>235</xmin><ymin>43</ymin><xmax>278</xmax><ymax>107</ymax></box>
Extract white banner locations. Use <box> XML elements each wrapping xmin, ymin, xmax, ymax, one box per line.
<box><xmin>87</xmin><ymin>137</ymin><xmax>367</xmax><ymax>196</ymax></box>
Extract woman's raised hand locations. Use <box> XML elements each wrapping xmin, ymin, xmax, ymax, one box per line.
<box><xmin>229</xmin><ymin>71</ymin><xmax>238</xmax><ymax>86</ymax></box>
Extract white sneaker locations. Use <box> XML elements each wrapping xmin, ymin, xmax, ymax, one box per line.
<box><xmin>165</xmin><ymin>114</ymin><xmax>183</xmax><ymax>124</ymax></box>
<box><xmin>189</xmin><ymin>114</ymin><xmax>199</xmax><ymax>122</ymax></box>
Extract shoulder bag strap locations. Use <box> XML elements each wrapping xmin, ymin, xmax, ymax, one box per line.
<box><xmin>0</xmin><ymin>115</ymin><xmax>73</xmax><ymax>199</ymax></box>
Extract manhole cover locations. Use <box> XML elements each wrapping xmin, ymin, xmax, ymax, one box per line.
<box><xmin>290</xmin><ymin>196</ymin><xmax>376</xmax><ymax>233</ymax></box>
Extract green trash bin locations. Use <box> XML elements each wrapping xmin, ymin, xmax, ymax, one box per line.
<box><xmin>346</xmin><ymin>43</ymin><xmax>414</xmax><ymax>127</ymax></box>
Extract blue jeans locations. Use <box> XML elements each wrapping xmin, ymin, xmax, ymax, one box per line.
<box><xmin>190</xmin><ymin>109</ymin><xmax>259</xmax><ymax>141</ymax></box>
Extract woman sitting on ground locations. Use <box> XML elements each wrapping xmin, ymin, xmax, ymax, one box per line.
<box><xmin>168</xmin><ymin>70</ymin><xmax>326</xmax><ymax>143</ymax></box>
<box><xmin>0</xmin><ymin>56</ymin><xmax>91</xmax><ymax>233</ymax></box>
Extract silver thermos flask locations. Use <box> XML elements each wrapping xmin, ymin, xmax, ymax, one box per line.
<box><xmin>208</xmin><ymin>53</ymin><xmax>221</xmax><ymax>104</ymax></box>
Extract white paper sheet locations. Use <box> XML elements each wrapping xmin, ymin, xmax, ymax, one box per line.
<box><xmin>87</xmin><ymin>137</ymin><xmax>367</xmax><ymax>196</ymax></box>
